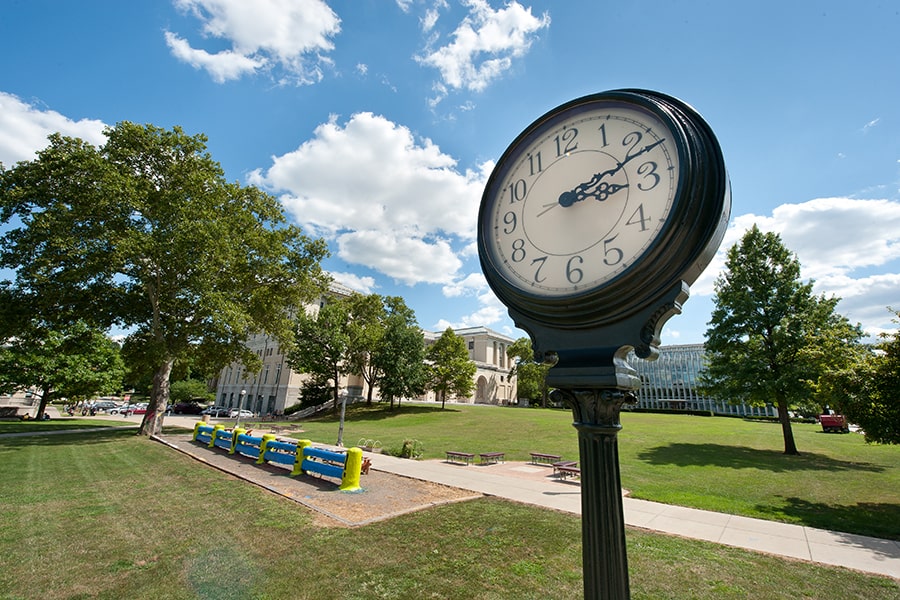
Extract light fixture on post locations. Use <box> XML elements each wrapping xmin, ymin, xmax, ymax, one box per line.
<box><xmin>235</xmin><ymin>389</ymin><xmax>247</xmax><ymax>428</ymax></box>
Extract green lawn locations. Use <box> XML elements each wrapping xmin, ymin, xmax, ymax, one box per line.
<box><xmin>0</xmin><ymin>418</ymin><xmax>128</xmax><ymax>435</ymax></box>
<box><xmin>1</xmin><ymin>429</ymin><xmax>897</xmax><ymax>599</ymax></box>
<box><xmin>279</xmin><ymin>403</ymin><xmax>900</xmax><ymax>540</ymax></box>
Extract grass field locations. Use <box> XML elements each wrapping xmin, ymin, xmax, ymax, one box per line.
<box><xmin>1</xmin><ymin>427</ymin><xmax>897</xmax><ymax>599</ymax></box>
<box><xmin>6</xmin><ymin>403</ymin><xmax>900</xmax><ymax>541</ymax></box>
<box><xmin>285</xmin><ymin>403</ymin><xmax>900</xmax><ymax>541</ymax></box>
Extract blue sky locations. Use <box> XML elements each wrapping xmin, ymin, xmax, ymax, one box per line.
<box><xmin>2</xmin><ymin>0</ymin><xmax>899</xmax><ymax>346</ymax></box>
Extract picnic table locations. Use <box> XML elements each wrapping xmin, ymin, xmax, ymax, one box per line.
<box><xmin>479</xmin><ymin>452</ymin><xmax>505</xmax><ymax>465</ymax></box>
<box><xmin>529</xmin><ymin>452</ymin><xmax>562</xmax><ymax>465</ymax></box>
<box><xmin>445</xmin><ymin>451</ymin><xmax>475</xmax><ymax>465</ymax></box>
<box><xmin>553</xmin><ymin>460</ymin><xmax>579</xmax><ymax>480</ymax></box>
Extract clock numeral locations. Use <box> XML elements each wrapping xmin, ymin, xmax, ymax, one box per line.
<box><xmin>622</xmin><ymin>131</ymin><xmax>644</xmax><ymax>161</ymax></box>
<box><xmin>511</xmin><ymin>239</ymin><xmax>526</xmax><ymax>262</ymax></box>
<box><xmin>531</xmin><ymin>256</ymin><xmax>547</xmax><ymax>283</ymax></box>
<box><xmin>637</xmin><ymin>161</ymin><xmax>660</xmax><ymax>191</ymax></box>
<box><xmin>566</xmin><ymin>255</ymin><xmax>584</xmax><ymax>284</ymax></box>
<box><xmin>502</xmin><ymin>211</ymin><xmax>517</xmax><ymax>234</ymax></box>
<box><xmin>603</xmin><ymin>235</ymin><xmax>624</xmax><ymax>266</ymax></box>
<box><xmin>507</xmin><ymin>179</ymin><xmax>526</xmax><ymax>203</ymax></box>
<box><xmin>626</xmin><ymin>204</ymin><xmax>651</xmax><ymax>231</ymax></box>
<box><xmin>528</xmin><ymin>151</ymin><xmax>543</xmax><ymax>176</ymax></box>
<box><xmin>555</xmin><ymin>127</ymin><xmax>578</xmax><ymax>156</ymax></box>
<box><xmin>598</xmin><ymin>123</ymin><xmax>609</xmax><ymax>148</ymax></box>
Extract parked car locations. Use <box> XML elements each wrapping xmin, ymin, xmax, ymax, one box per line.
<box><xmin>201</xmin><ymin>406</ymin><xmax>230</xmax><ymax>418</ymax></box>
<box><xmin>108</xmin><ymin>404</ymin><xmax>131</xmax><ymax>415</ymax></box>
<box><xmin>229</xmin><ymin>409</ymin><xmax>254</xmax><ymax>418</ymax></box>
<box><xmin>92</xmin><ymin>400</ymin><xmax>120</xmax><ymax>412</ymax></box>
<box><xmin>172</xmin><ymin>401</ymin><xmax>204</xmax><ymax>415</ymax></box>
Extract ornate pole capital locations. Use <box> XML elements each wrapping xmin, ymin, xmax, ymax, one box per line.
<box><xmin>551</xmin><ymin>388</ymin><xmax>637</xmax><ymax>430</ymax></box>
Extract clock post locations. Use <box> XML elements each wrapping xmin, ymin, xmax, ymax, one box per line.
<box><xmin>477</xmin><ymin>89</ymin><xmax>730</xmax><ymax>599</ymax></box>
<box><xmin>513</xmin><ymin>281</ymin><xmax>690</xmax><ymax>599</ymax></box>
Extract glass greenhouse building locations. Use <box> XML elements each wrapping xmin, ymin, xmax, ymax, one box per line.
<box><xmin>628</xmin><ymin>344</ymin><xmax>776</xmax><ymax>417</ymax></box>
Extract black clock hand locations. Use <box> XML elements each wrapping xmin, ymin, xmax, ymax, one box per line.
<box><xmin>557</xmin><ymin>138</ymin><xmax>665</xmax><ymax>208</ymax></box>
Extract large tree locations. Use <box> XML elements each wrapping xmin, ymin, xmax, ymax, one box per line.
<box><xmin>344</xmin><ymin>292</ymin><xmax>390</xmax><ymax>405</ymax></box>
<box><xmin>372</xmin><ymin>296</ymin><xmax>426</xmax><ymax>410</ymax></box>
<box><xmin>506</xmin><ymin>337</ymin><xmax>550</xmax><ymax>406</ymax></box>
<box><xmin>819</xmin><ymin>309</ymin><xmax>900</xmax><ymax>444</ymax></box>
<box><xmin>0</xmin><ymin>123</ymin><xmax>329</xmax><ymax>435</ymax></box>
<box><xmin>426</xmin><ymin>327</ymin><xmax>476</xmax><ymax>409</ymax></box>
<box><xmin>0</xmin><ymin>319</ymin><xmax>125</xmax><ymax>419</ymax></box>
<box><xmin>287</xmin><ymin>299</ymin><xmax>352</xmax><ymax>411</ymax></box>
<box><xmin>701</xmin><ymin>225</ymin><xmax>863</xmax><ymax>455</ymax></box>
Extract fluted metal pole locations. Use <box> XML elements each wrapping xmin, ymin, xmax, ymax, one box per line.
<box><xmin>553</xmin><ymin>388</ymin><xmax>634</xmax><ymax>599</ymax></box>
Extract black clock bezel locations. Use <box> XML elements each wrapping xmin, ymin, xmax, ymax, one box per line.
<box><xmin>477</xmin><ymin>89</ymin><xmax>730</xmax><ymax>329</ymax></box>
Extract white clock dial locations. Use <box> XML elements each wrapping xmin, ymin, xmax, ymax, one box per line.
<box><xmin>486</xmin><ymin>102</ymin><xmax>680</xmax><ymax>297</ymax></box>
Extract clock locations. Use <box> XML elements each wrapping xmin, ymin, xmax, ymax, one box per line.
<box><xmin>478</xmin><ymin>89</ymin><xmax>730</xmax><ymax>334</ymax></box>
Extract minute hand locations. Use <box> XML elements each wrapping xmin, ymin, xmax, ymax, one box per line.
<box><xmin>558</xmin><ymin>138</ymin><xmax>665</xmax><ymax>208</ymax></box>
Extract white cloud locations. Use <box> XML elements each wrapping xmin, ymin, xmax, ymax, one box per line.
<box><xmin>338</xmin><ymin>230</ymin><xmax>461</xmax><ymax>285</ymax></box>
<box><xmin>164</xmin><ymin>31</ymin><xmax>265</xmax><ymax>83</ymax></box>
<box><xmin>442</xmin><ymin>272</ymin><xmax>486</xmax><ymax>297</ymax></box>
<box><xmin>0</xmin><ymin>92</ymin><xmax>106</xmax><ymax>166</ymax></box>
<box><xmin>329</xmin><ymin>271</ymin><xmax>377</xmax><ymax>294</ymax></box>
<box><xmin>698</xmin><ymin>197</ymin><xmax>900</xmax><ymax>338</ymax></box>
<box><xmin>862</xmin><ymin>117</ymin><xmax>880</xmax><ymax>133</ymax></box>
<box><xmin>416</xmin><ymin>0</ymin><xmax>550</xmax><ymax>101</ymax></box>
<box><xmin>252</xmin><ymin>112</ymin><xmax>490</xmax><ymax>285</ymax></box>
<box><xmin>433</xmin><ymin>270</ymin><xmax>508</xmax><ymax>331</ymax></box>
<box><xmin>167</xmin><ymin>0</ymin><xmax>341</xmax><ymax>85</ymax></box>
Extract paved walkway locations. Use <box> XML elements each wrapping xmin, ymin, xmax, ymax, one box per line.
<box><xmin>366</xmin><ymin>451</ymin><xmax>900</xmax><ymax>580</ymax></box>
<box><xmin>7</xmin><ymin>415</ymin><xmax>899</xmax><ymax>580</ymax></box>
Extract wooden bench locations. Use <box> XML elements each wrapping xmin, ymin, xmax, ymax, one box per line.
<box><xmin>553</xmin><ymin>460</ymin><xmax>578</xmax><ymax>476</ymax></box>
<box><xmin>555</xmin><ymin>463</ymin><xmax>581</xmax><ymax>481</ymax></box>
<box><xmin>445</xmin><ymin>451</ymin><xmax>475</xmax><ymax>465</ymax></box>
<box><xmin>479</xmin><ymin>452</ymin><xmax>505</xmax><ymax>465</ymax></box>
<box><xmin>530</xmin><ymin>452</ymin><xmax>562</xmax><ymax>465</ymax></box>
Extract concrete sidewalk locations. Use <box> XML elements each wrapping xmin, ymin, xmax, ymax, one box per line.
<box><xmin>365</xmin><ymin>451</ymin><xmax>900</xmax><ymax>580</ymax></box>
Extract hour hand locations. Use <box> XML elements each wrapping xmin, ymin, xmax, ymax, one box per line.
<box><xmin>558</xmin><ymin>181</ymin><xmax>629</xmax><ymax>208</ymax></box>
<box><xmin>558</xmin><ymin>190</ymin><xmax>579</xmax><ymax>208</ymax></box>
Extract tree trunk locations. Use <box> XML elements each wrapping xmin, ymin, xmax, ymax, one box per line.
<box><xmin>36</xmin><ymin>385</ymin><xmax>52</xmax><ymax>419</ymax></box>
<box><xmin>776</xmin><ymin>397</ymin><xmax>799</xmax><ymax>455</ymax></box>
<box><xmin>138</xmin><ymin>358</ymin><xmax>173</xmax><ymax>436</ymax></box>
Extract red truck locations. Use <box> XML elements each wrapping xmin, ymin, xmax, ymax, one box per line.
<box><xmin>819</xmin><ymin>414</ymin><xmax>850</xmax><ymax>433</ymax></box>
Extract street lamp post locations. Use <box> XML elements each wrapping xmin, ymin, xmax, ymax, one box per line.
<box><xmin>336</xmin><ymin>390</ymin><xmax>348</xmax><ymax>447</ymax></box>
<box><xmin>235</xmin><ymin>389</ymin><xmax>246</xmax><ymax>428</ymax></box>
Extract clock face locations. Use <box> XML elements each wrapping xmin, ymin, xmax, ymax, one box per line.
<box><xmin>482</xmin><ymin>99</ymin><xmax>682</xmax><ymax>298</ymax></box>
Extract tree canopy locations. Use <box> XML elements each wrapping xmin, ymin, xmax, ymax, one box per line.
<box><xmin>507</xmin><ymin>337</ymin><xmax>549</xmax><ymax>406</ymax></box>
<box><xmin>0</xmin><ymin>123</ymin><xmax>329</xmax><ymax>434</ymax></box>
<box><xmin>287</xmin><ymin>299</ymin><xmax>352</xmax><ymax>410</ymax></box>
<box><xmin>819</xmin><ymin>308</ymin><xmax>900</xmax><ymax>444</ymax></box>
<box><xmin>701</xmin><ymin>225</ymin><xmax>863</xmax><ymax>455</ymax></box>
<box><xmin>289</xmin><ymin>292</ymin><xmax>427</xmax><ymax>411</ymax></box>
<box><xmin>372</xmin><ymin>296</ymin><xmax>426</xmax><ymax>409</ymax></box>
<box><xmin>0</xmin><ymin>319</ymin><xmax>125</xmax><ymax>419</ymax></box>
<box><xmin>426</xmin><ymin>327</ymin><xmax>476</xmax><ymax>409</ymax></box>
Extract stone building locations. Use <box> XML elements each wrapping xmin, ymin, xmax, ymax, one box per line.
<box><xmin>213</xmin><ymin>284</ymin><xmax>517</xmax><ymax>414</ymax></box>
<box><xmin>421</xmin><ymin>326</ymin><xmax>518</xmax><ymax>405</ymax></box>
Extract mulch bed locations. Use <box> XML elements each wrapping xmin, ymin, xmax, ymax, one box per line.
<box><xmin>157</xmin><ymin>433</ymin><xmax>480</xmax><ymax>527</ymax></box>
